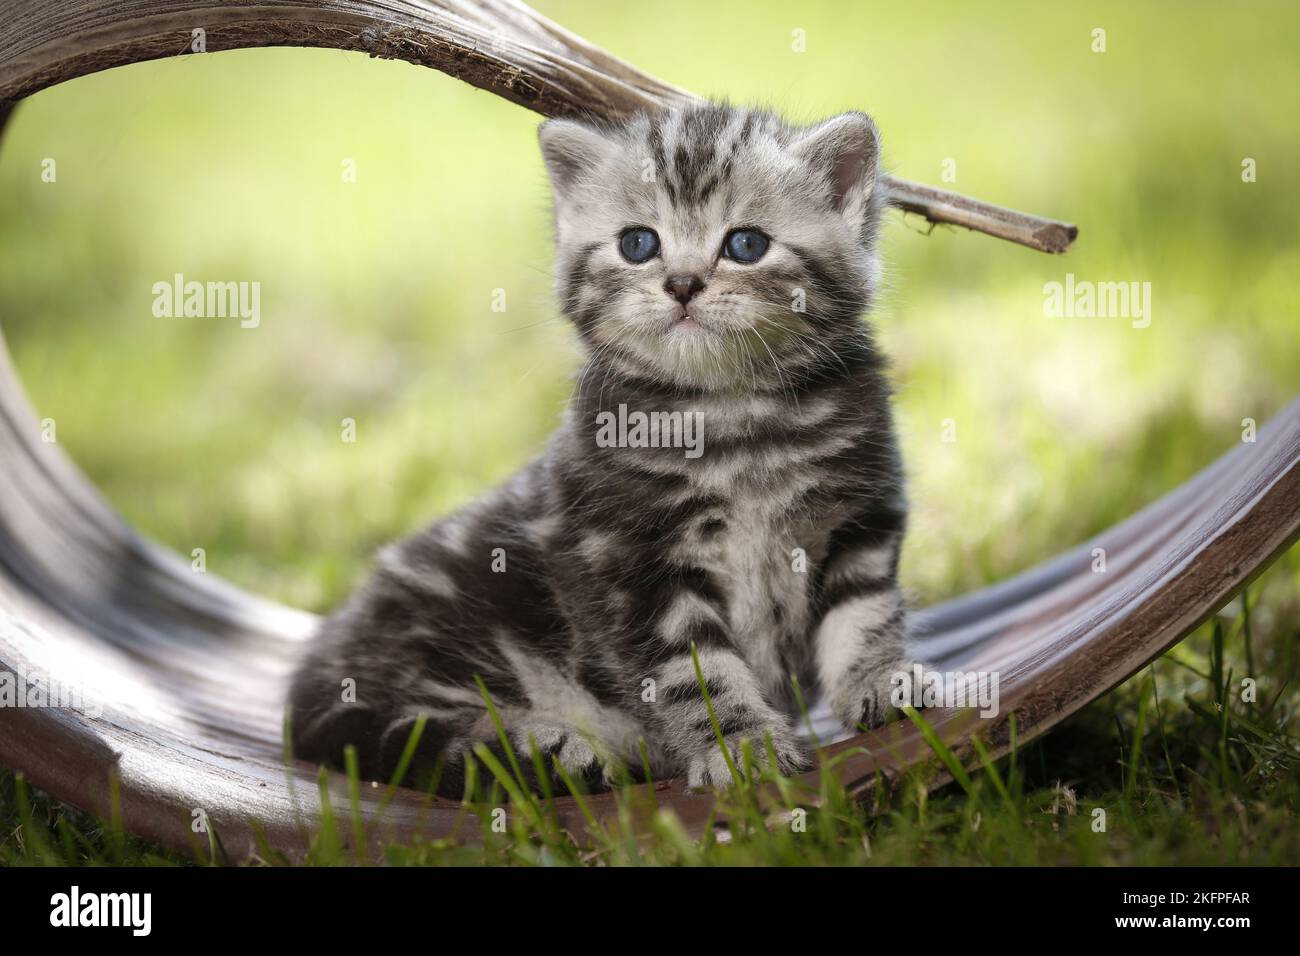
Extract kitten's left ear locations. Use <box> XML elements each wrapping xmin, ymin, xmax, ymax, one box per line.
<box><xmin>539</xmin><ymin>118</ymin><xmax>614</xmax><ymax>203</ymax></box>
<box><xmin>792</xmin><ymin>112</ymin><xmax>880</xmax><ymax>220</ymax></box>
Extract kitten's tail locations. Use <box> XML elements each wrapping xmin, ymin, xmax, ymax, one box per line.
<box><xmin>287</xmin><ymin>675</ymin><xmax>614</xmax><ymax>799</ymax></box>
<box><xmin>290</xmin><ymin>709</ymin><xmax>616</xmax><ymax>799</ymax></box>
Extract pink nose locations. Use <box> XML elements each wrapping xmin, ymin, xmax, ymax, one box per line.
<box><xmin>664</xmin><ymin>275</ymin><xmax>705</xmax><ymax>304</ymax></box>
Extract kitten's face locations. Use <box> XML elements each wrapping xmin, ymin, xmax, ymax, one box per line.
<box><xmin>540</xmin><ymin>105</ymin><xmax>883</xmax><ymax>392</ymax></box>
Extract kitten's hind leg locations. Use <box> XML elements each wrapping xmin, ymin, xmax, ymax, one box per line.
<box><xmin>382</xmin><ymin>710</ymin><xmax>630</xmax><ymax>798</ymax></box>
<box><xmin>506</xmin><ymin>718</ymin><xmax>619</xmax><ymax>793</ymax></box>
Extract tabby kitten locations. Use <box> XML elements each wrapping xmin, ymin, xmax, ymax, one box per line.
<box><xmin>288</xmin><ymin>103</ymin><xmax>916</xmax><ymax>793</ymax></box>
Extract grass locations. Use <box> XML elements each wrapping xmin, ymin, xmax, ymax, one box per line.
<box><xmin>4</xmin><ymin>558</ymin><xmax>1297</xmax><ymax>866</ymax></box>
<box><xmin>0</xmin><ymin>0</ymin><xmax>1298</xmax><ymax>864</ymax></box>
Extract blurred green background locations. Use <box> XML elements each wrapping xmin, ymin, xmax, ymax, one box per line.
<box><xmin>1</xmin><ymin>0</ymin><xmax>1297</xmax><ymax>613</ymax></box>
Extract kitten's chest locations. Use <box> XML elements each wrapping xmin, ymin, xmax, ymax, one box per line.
<box><xmin>673</xmin><ymin>405</ymin><xmax>863</xmax><ymax>698</ymax></box>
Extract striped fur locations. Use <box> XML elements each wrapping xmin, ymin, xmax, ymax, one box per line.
<box><xmin>288</xmin><ymin>103</ymin><xmax>917</xmax><ymax>794</ymax></box>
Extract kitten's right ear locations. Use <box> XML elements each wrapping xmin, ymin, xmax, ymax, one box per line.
<box><xmin>539</xmin><ymin>119</ymin><xmax>612</xmax><ymax>202</ymax></box>
<box><xmin>792</xmin><ymin>112</ymin><xmax>880</xmax><ymax>222</ymax></box>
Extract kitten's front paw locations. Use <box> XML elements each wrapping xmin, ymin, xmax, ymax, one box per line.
<box><xmin>834</xmin><ymin>658</ymin><xmax>928</xmax><ymax>732</ymax></box>
<box><xmin>684</xmin><ymin>727</ymin><xmax>809</xmax><ymax>790</ymax></box>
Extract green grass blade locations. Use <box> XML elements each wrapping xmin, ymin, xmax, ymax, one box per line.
<box><xmin>690</xmin><ymin>641</ymin><xmax>742</xmax><ymax>788</ymax></box>
<box><xmin>902</xmin><ymin>706</ymin><xmax>973</xmax><ymax>795</ymax></box>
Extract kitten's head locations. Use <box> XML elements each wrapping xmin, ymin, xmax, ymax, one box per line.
<box><xmin>540</xmin><ymin>103</ymin><xmax>884</xmax><ymax>392</ymax></box>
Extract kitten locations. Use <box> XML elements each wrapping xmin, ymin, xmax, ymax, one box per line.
<box><xmin>288</xmin><ymin>103</ymin><xmax>916</xmax><ymax>795</ymax></box>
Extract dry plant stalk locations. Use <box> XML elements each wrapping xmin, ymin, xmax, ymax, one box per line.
<box><xmin>0</xmin><ymin>0</ymin><xmax>1077</xmax><ymax>252</ymax></box>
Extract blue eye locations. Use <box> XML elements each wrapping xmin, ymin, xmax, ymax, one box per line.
<box><xmin>723</xmin><ymin>229</ymin><xmax>770</xmax><ymax>263</ymax></box>
<box><xmin>619</xmin><ymin>228</ymin><xmax>660</xmax><ymax>263</ymax></box>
